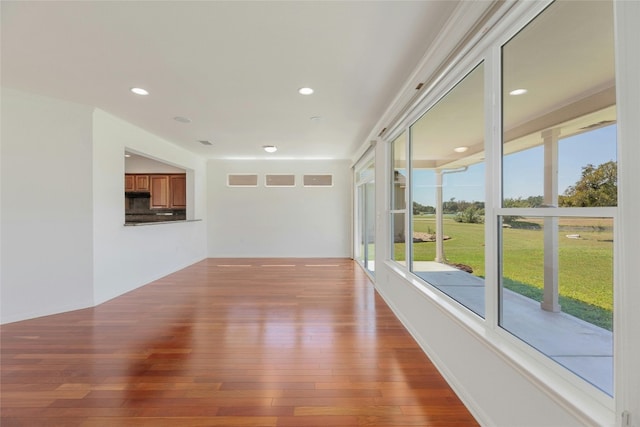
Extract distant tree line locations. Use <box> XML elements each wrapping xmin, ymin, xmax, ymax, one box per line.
<box><xmin>413</xmin><ymin>201</ymin><xmax>435</xmax><ymax>215</ymax></box>
<box><xmin>503</xmin><ymin>195</ymin><xmax>544</xmax><ymax>208</ymax></box>
<box><xmin>413</xmin><ymin>199</ymin><xmax>485</xmax><ymax>215</ymax></box>
<box><xmin>412</xmin><ymin>162</ymin><xmax>617</xmax><ymax>224</ymax></box>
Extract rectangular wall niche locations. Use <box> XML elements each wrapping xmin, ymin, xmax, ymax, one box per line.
<box><xmin>227</xmin><ymin>174</ymin><xmax>258</xmax><ymax>187</ymax></box>
<box><xmin>265</xmin><ymin>174</ymin><xmax>295</xmax><ymax>187</ymax></box>
<box><xmin>303</xmin><ymin>174</ymin><xmax>333</xmax><ymax>187</ymax></box>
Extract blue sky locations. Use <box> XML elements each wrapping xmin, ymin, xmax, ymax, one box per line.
<box><xmin>411</xmin><ymin>125</ymin><xmax>617</xmax><ymax>206</ymax></box>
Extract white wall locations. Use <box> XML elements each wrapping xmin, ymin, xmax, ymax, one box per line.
<box><xmin>92</xmin><ymin>110</ymin><xmax>207</xmax><ymax>304</ymax></box>
<box><xmin>0</xmin><ymin>89</ymin><xmax>209</xmax><ymax>323</ymax></box>
<box><xmin>614</xmin><ymin>0</ymin><xmax>640</xmax><ymax>420</ymax></box>
<box><xmin>207</xmin><ymin>159</ymin><xmax>351</xmax><ymax>258</ymax></box>
<box><xmin>1</xmin><ymin>88</ymin><xmax>95</xmax><ymax>323</ymax></box>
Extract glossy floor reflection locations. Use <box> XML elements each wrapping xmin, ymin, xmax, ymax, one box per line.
<box><xmin>1</xmin><ymin>258</ymin><xmax>477</xmax><ymax>426</ymax></box>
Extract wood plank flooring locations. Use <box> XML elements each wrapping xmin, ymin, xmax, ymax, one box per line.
<box><xmin>1</xmin><ymin>258</ymin><xmax>478</xmax><ymax>426</ymax></box>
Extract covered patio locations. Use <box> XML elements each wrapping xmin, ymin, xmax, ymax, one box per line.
<box><xmin>414</xmin><ymin>261</ymin><xmax>612</xmax><ymax>396</ymax></box>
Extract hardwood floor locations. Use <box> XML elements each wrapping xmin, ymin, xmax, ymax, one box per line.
<box><xmin>1</xmin><ymin>259</ymin><xmax>478</xmax><ymax>426</ymax></box>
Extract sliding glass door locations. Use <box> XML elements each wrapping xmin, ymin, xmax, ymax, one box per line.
<box><xmin>355</xmin><ymin>157</ymin><xmax>375</xmax><ymax>275</ymax></box>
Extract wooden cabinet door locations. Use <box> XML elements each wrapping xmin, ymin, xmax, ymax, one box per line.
<box><xmin>150</xmin><ymin>175</ymin><xmax>169</xmax><ymax>208</ymax></box>
<box><xmin>125</xmin><ymin>174</ymin><xmax>150</xmax><ymax>191</ymax></box>
<box><xmin>134</xmin><ymin>175</ymin><xmax>150</xmax><ymax>191</ymax></box>
<box><xmin>125</xmin><ymin>174</ymin><xmax>135</xmax><ymax>191</ymax></box>
<box><xmin>170</xmin><ymin>175</ymin><xmax>186</xmax><ymax>208</ymax></box>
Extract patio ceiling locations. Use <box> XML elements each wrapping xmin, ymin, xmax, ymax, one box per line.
<box><xmin>411</xmin><ymin>0</ymin><xmax>616</xmax><ymax>170</ymax></box>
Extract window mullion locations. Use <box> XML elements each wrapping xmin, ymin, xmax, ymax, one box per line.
<box><xmin>406</xmin><ymin>126</ymin><xmax>413</xmax><ymax>271</ymax></box>
<box><xmin>484</xmin><ymin>45</ymin><xmax>502</xmax><ymax>330</ymax></box>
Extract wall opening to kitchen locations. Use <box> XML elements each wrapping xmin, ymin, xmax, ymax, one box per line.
<box><xmin>124</xmin><ymin>151</ymin><xmax>189</xmax><ymax>224</ymax></box>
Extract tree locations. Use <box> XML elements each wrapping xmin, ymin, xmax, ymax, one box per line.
<box><xmin>442</xmin><ymin>197</ymin><xmax>458</xmax><ymax>214</ymax></box>
<box><xmin>454</xmin><ymin>206</ymin><xmax>484</xmax><ymax>224</ymax></box>
<box><xmin>502</xmin><ymin>196</ymin><xmax>542</xmax><ymax>224</ymax></box>
<box><xmin>413</xmin><ymin>201</ymin><xmax>435</xmax><ymax>215</ymax></box>
<box><xmin>559</xmin><ymin>161</ymin><xmax>617</xmax><ymax>207</ymax></box>
<box><xmin>503</xmin><ymin>196</ymin><xmax>543</xmax><ymax>208</ymax></box>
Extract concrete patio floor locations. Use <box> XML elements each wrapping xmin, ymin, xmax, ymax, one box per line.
<box><xmin>397</xmin><ymin>261</ymin><xmax>613</xmax><ymax>396</ymax></box>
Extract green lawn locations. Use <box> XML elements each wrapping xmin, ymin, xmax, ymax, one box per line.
<box><xmin>395</xmin><ymin>215</ymin><xmax>613</xmax><ymax>330</ymax></box>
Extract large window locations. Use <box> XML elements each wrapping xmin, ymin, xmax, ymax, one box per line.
<box><xmin>500</xmin><ymin>0</ymin><xmax>615</xmax><ymax>395</ymax></box>
<box><xmin>387</xmin><ymin>0</ymin><xmax>616</xmax><ymax>398</ymax></box>
<box><xmin>390</xmin><ymin>132</ymin><xmax>407</xmax><ymax>263</ymax></box>
<box><xmin>410</xmin><ymin>64</ymin><xmax>485</xmax><ymax>317</ymax></box>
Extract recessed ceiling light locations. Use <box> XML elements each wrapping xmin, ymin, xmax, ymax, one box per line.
<box><xmin>174</xmin><ymin>116</ymin><xmax>192</xmax><ymax>123</ymax></box>
<box><xmin>310</xmin><ymin>116</ymin><xmax>322</xmax><ymax>121</ymax></box>
<box><xmin>509</xmin><ymin>88</ymin><xmax>528</xmax><ymax>96</ymax></box>
<box><xmin>454</xmin><ymin>146</ymin><xmax>469</xmax><ymax>153</ymax></box>
<box><xmin>263</xmin><ymin>145</ymin><xmax>278</xmax><ymax>153</ymax></box>
<box><xmin>298</xmin><ymin>87</ymin><xmax>314</xmax><ymax>95</ymax></box>
<box><xmin>124</xmin><ymin>154</ymin><xmax>131</xmax><ymax>158</ymax></box>
<box><xmin>130</xmin><ymin>87</ymin><xmax>149</xmax><ymax>96</ymax></box>
<box><xmin>198</xmin><ymin>140</ymin><xmax>213</xmax><ymax>146</ymax></box>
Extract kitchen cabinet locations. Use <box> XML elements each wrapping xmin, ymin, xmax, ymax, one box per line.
<box><xmin>125</xmin><ymin>175</ymin><xmax>135</xmax><ymax>191</ymax></box>
<box><xmin>170</xmin><ymin>175</ymin><xmax>186</xmax><ymax>208</ymax></box>
<box><xmin>125</xmin><ymin>174</ymin><xmax>150</xmax><ymax>191</ymax></box>
<box><xmin>126</xmin><ymin>173</ymin><xmax>186</xmax><ymax>209</ymax></box>
<box><xmin>134</xmin><ymin>175</ymin><xmax>150</xmax><ymax>191</ymax></box>
<box><xmin>150</xmin><ymin>175</ymin><xmax>170</xmax><ymax>208</ymax></box>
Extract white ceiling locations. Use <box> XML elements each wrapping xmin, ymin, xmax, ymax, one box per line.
<box><xmin>1</xmin><ymin>1</ymin><xmax>460</xmax><ymax>160</ymax></box>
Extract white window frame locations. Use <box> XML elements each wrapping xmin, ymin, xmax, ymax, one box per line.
<box><xmin>613</xmin><ymin>0</ymin><xmax>640</xmax><ymax>420</ymax></box>
<box><xmin>382</xmin><ymin>0</ymin><xmax>620</xmax><ymax>423</ymax></box>
<box><xmin>388</xmin><ymin>130</ymin><xmax>409</xmax><ymax>267</ymax></box>
<box><xmin>494</xmin><ymin>0</ymin><xmax>616</xmax><ymax>407</ymax></box>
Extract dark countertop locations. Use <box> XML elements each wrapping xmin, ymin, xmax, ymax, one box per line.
<box><xmin>124</xmin><ymin>219</ymin><xmax>202</xmax><ymax>226</ymax></box>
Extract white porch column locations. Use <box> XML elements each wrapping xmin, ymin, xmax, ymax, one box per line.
<box><xmin>542</xmin><ymin>128</ymin><xmax>561</xmax><ymax>312</ymax></box>
<box><xmin>435</xmin><ymin>170</ymin><xmax>445</xmax><ymax>262</ymax></box>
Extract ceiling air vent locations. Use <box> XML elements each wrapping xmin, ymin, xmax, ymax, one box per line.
<box><xmin>265</xmin><ymin>174</ymin><xmax>295</xmax><ymax>187</ymax></box>
<box><xmin>227</xmin><ymin>174</ymin><xmax>258</xmax><ymax>187</ymax></box>
<box><xmin>303</xmin><ymin>174</ymin><xmax>333</xmax><ymax>187</ymax></box>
